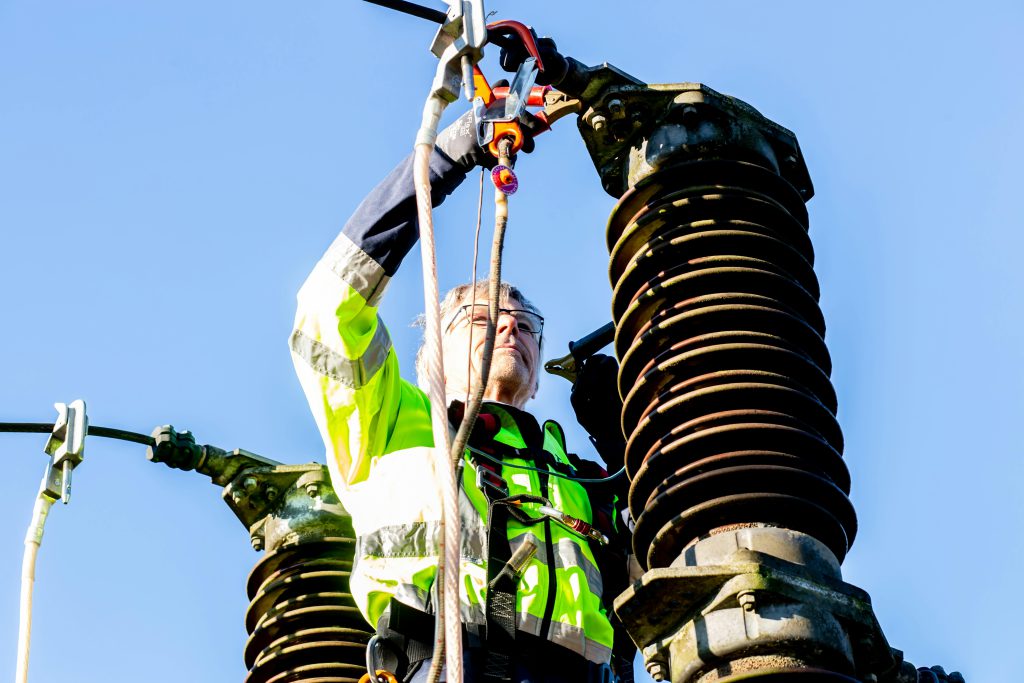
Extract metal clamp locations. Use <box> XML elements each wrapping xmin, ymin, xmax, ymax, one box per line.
<box><xmin>544</xmin><ymin>321</ymin><xmax>615</xmax><ymax>383</ymax></box>
<box><xmin>42</xmin><ymin>400</ymin><xmax>88</xmax><ymax>504</ymax></box>
<box><xmin>427</xmin><ymin>0</ymin><xmax>486</xmax><ymax>102</ymax></box>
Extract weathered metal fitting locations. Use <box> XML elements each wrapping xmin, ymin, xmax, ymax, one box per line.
<box><xmin>675</xmin><ymin>527</ymin><xmax>842</xmax><ymax>580</ymax></box>
<box><xmin>647</xmin><ymin>659</ymin><xmax>668</xmax><ymax>682</ymax></box>
<box><xmin>583</xmin><ymin>109</ymin><xmax>608</xmax><ymax>132</ymax></box>
<box><xmin>222</xmin><ymin>463</ymin><xmax>352</xmax><ymax>553</ymax></box>
<box><xmin>615</xmin><ymin>548</ymin><xmax>895</xmax><ymax>682</ymax></box>
<box><xmin>574</xmin><ymin>69</ymin><xmax>812</xmax><ymax>199</ymax></box>
<box><xmin>296</xmin><ymin>468</ymin><xmax>326</xmax><ymax>499</ymax></box>
<box><xmin>607</xmin><ymin>98</ymin><xmax>626</xmax><ymax>119</ymax></box>
<box><xmin>737</xmin><ymin>590</ymin><xmax>756</xmax><ymax>612</ymax></box>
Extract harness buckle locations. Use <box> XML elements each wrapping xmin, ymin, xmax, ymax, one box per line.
<box><xmin>476</xmin><ymin>464</ymin><xmax>509</xmax><ymax>499</ymax></box>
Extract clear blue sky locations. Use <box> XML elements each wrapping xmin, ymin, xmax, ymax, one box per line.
<box><xmin>2</xmin><ymin>1</ymin><xmax>1021</xmax><ymax>681</ymax></box>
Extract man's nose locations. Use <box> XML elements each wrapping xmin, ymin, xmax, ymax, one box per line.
<box><xmin>497</xmin><ymin>311</ymin><xmax>518</xmax><ymax>335</ymax></box>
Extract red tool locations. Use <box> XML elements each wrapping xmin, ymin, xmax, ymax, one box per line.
<box><xmin>472</xmin><ymin>20</ymin><xmax>554</xmax><ymax>158</ymax></box>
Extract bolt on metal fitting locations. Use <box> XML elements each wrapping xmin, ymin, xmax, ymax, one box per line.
<box><xmin>646</xmin><ymin>661</ymin><xmax>667</xmax><ymax>682</ymax></box>
<box><xmin>305</xmin><ymin>482</ymin><xmax>321</xmax><ymax>499</ymax></box>
<box><xmin>738</xmin><ymin>590</ymin><xmax>757</xmax><ymax>612</ymax></box>
<box><xmin>265</xmin><ymin>486</ymin><xmax>278</xmax><ymax>501</ymax></box>
<box><xmin>251</xmin><ymin>535</ymin><xmax>264</xmax><ymax>551</ymax></box>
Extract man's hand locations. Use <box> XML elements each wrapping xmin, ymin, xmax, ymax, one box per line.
<box><xmin>570</xmin><ymin>353</ymin><xmax>626</xmax><ymax>471</ymax></box>
<box><xmin>497</xmin><ymin>31</ymin><xmax>570</xmax><ymax>88</ymax></box>
<box><xmin>435</xmin><ymin>84</ymin><xmax>538</xmax><ymax>173</ymax></box>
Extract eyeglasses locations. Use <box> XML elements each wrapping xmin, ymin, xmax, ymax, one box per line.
<box><xmin>445</xmin><ymin>304</ymin><xmax>544</xmax><ymax>340</ymax></box>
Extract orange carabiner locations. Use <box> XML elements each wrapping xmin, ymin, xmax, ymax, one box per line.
<box><xmin>471</xmin><ymin>21</ymin><xmax>556</xmax><ymax>158</ymax></box>
<box><xmin>488</xmin><ymin>123</ymin><xmax>524</xmax><ymax>157</ymax></box>
<box><xmin>358</xmin><ymin>670</ymin><xmax>399</xmax><ymax>683</ymax></box>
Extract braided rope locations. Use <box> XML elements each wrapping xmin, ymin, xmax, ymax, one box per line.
<box><xmin>413</xmin><ymin>94</ymin><xmax>463</xmax><ymax>683</ymax></box>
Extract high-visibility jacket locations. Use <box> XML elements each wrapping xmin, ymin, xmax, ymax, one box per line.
<box><xmin>289</xmin><ymin>149</ymin><xmax>615</xmax><ymax>665</ymax></box>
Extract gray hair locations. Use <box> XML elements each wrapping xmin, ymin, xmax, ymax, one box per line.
<box><xmin>414</xmin><ymin>280</ymin><xmax>543</xmax><ymax>388</ymax></box>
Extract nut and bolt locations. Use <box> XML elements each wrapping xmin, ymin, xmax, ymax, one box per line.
<box><xmin>646</xmin><ymin>661</ymin><xmax>667</xmax><ymax>682</ymax></box>
<box><xmin>590</xmin><ymin>114</ymin><xmax>608</xmax><ymax>132</ymax></box>
<box><xmin>242</xmin><ymin>476</ymin><xmax>258</xmax><ymax>492</ymax></box>
<box><xmin>738</xmin><ymin>590</ymin><xmax>756</xmax><ymax>612</ymax></box>
<box><xmin>305</xmin><ymin>482</ymin><xmax>321</xmax><ymax>499</ymax></box>
<box><xmin>251</xmin><ymin>536</ymin><xmax>264</xmax><ymax>551</ymax></box>
<box><xmin>607</xmin><ymin>98</ymin><xmax>626</xmax><ymax>119</ymax></box>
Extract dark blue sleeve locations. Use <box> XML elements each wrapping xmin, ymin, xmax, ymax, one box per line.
<box><xmin>340</xmin><ymin>148</ymin><xmax>467</xmax><ymax>277</ymax></box>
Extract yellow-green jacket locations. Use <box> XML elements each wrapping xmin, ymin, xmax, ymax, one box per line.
<box><xmin>289</xmin><ymin>149</ymin><xmax>614</xmax><ymax>664</ymax></box>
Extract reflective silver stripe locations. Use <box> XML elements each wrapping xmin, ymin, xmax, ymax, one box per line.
<box><xmin>393</xmin><ymin>582</ymin><xmax>432</xmax><ymax>611</ymax></box>
<box><xmin>359</xmin><ymin>521</ymin><xmax>434</xmax><ymax>558</ymax></box>
<box><xmin>358</xmin><ymin>518</ymin><xmax>487</xmax><ymax>563</ymax></box>
<box><xmin>289</xmin><ymin>319</ymin><xmax>391</xmax><ymax>389</ymax></box>
<box><xmin>324</xmin><ymin>233</ymin><xmax>390</xmax><ymax>306</ymax></box>
<box><xmin>510</xmin><ymin>533</ymin><xmax>604</xmax><ymax>599</ymax></box>
<box><xmin>518</xmin><ymin>613</ymin><xmax>613</xmax><ymax>665</ymax></box>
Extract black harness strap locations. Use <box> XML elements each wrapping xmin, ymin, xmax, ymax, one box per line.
<box><xmin>482</xmin><ymin>490</ymin><xmax>516</xmax><ymax>683</ymax></box>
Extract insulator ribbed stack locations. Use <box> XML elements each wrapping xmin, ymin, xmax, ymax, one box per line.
<box><xmin>244</xmin><ymin>537</ymin><xmax>372</xmax><ymax>683</ymax></box>
<box><xmin>609</xmin><ymin>159</ymin><xmax>856</xmax><ymax>570</ymax></box>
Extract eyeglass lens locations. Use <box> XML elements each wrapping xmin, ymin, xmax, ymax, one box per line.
<box><xmin>463</xmin><ymin>304</ymin><xmax>543</xmax><ymax>336</ymax></box>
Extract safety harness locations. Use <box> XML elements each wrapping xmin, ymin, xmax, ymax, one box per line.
<box><xmin>373</xmin><ymin>401</ymin><xmax>623</xmax><ymax>683</ymax></box>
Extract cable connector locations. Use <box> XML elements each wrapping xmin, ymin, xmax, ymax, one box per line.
<box><xmin>427</xmin><ymin>0</ymin><xmax>486</xmax><ymax>102</ymax></box>
<box><xmin>42</xmin><ymin>400</ymin><xmax>88</xmax><ymax>504</ymax></box>
<box><xmin>537</xmin><ymin>505</ymin><xmax>609</xmax><ymax>545</ymax></box>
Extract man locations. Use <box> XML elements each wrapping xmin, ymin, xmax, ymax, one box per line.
<box><xmin>290</xmin><ymin>45</ymin><xmax>632</xmax><ymax>683</ymax></box>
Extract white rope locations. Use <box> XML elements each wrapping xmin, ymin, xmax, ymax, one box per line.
<box><xmin>413</xmin><ymin>94</ymin><xmax>463</xmax><ymax>683</ymax></box>
<box><xmin>16</xmin><ymin>481</ymin><xmax>56</xmax><ymax>683</ymax></box>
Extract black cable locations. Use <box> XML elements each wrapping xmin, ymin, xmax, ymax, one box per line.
<box><xmin>0</xmin><ymin>422</ymin><xmax>154</xmax><ymax>446</ymax></box>
<box><xmin>362</xmin><ymin>0</ymin><xmax>447</xmax><ymax>23</ymax></box>
<box><xmin>362</xmin><ymin>0</ymin><xmax>516</xmax><ymax>48</ymax></box>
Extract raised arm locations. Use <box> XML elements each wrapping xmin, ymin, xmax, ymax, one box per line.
<box><xmin>290</xmin><ymin>115</ymin><xmax>486</xmax><ymax>487</ymax></box>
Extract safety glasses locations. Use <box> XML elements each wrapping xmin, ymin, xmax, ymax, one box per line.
<box><xmin>444</xmin><ymin>304</ymin><xmax>544</xmax><ymax>341</ymax></box>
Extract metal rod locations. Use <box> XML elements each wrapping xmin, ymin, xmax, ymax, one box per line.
<box><xmin>362</xmin><ymin>0</ymin><xmax>447</xmax><ymax>24</ymax></box>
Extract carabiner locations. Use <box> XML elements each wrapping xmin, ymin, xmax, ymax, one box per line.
<box><xmin>361</xmin><ymin>636</ymin><xmax>399</xmax><ymax>683</ymax></box>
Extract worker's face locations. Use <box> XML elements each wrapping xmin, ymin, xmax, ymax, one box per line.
<box><xmin>441</xmin><ymin>296</ymin><xmax>541</xmax><ymax>408</ymax></box>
